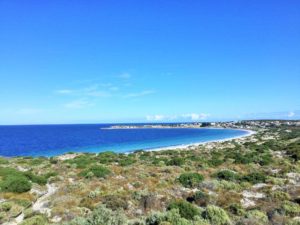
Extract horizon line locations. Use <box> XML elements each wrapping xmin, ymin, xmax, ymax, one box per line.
<box><xmin>0</xmin><ymin>118</ymin><xmax>299</xmax><ymax>126</ymax></box>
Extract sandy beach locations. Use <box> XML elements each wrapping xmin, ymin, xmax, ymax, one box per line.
<box><xmin>146</xmin><ymin>129</ymin><xmax>256</xmax><ymax>152</ymax></box>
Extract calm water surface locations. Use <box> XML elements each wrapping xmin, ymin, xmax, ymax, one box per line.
<box><xmin>0</xmin><ymin>124</ymin><xmax>249</xmax><ymax>157</ymax></box>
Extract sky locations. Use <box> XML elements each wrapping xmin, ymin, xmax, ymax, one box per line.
<box><xmin>0</xmin><ymin>0</ymin><xmax>300</xmax><ymax>125</ymax></box>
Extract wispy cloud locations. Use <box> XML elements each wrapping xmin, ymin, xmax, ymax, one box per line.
<box><xmin>288</xmin><ymin>111</ymin><xmax>295</xmax><ymax>117</ymax></box>
<box><xmin>124</xmin><ymin>90</ymin><xmax>156</xmax><ymax>98</ymax></box>
<box><xmin>182</xmin><ymin>113</ymin><xmax>210</xmax><ymax>121</ymax></box>
<box><xmin>55</xmin><ymin>89</ymin><xmax>74</xmax><ymax>94</ymax></box>
<box><xmin>64</xmin><ymin>99</ymin><xmax>93</xmax><ymax>109</ymax></box>
<box><xmin>109</xmin><ymin>87</ymin><xmax>119</xmax><ymax>91</ymax></box>
<box><xmin>146</xmin><ymin>113</ymin><xmax>210</xmax><ymax>122</ymax></box>
<box><xmin>118</xmin><ymin>73</ymin><xmax>131</xmax><ymax>79</ymax></box>
<box><xmin>146</xmin><ymin>115</ymin><xmax>167</xmax><ymax>121</ymax></box>
<box><xmin>55</xmin><ymin>84</ymin><xmax>113</xmax><ymax>98</ymax></box>
<box><xmin>16</xmin><ymin>108</ymin><xmax>44</xmax><ymax>115</ymax></box>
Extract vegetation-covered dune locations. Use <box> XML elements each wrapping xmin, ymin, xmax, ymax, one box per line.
<box><xmin>1</xmin><ymin>122</ymin><xmax>300</xmax><ymax>225</ymax></box>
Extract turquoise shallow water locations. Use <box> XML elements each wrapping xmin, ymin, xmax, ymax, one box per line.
<box><xmin>0</xmin><ymin>124</ymin><xmax>249</xmax><ymax>157</ymax></box>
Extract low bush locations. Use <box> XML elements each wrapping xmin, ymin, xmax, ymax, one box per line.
<box><xmin>139</xmin><ymin>193</ymin><xmax>157</xmax><ymax>211</ymax></box>
<box><xmin>227</xmin><ymin>203</ymin><xmax>245</xmax><ymax>216</ymax></box>
<box><xmin>208</xmin><ymin>157</ymin><xmax>223</xmax><ymax>167</ymax></box>
<box><xmin>13</xmin><ymin>199</ymin><xmax>32</xmax><ymax>208</ymax></box>
<box><xmin>63</xmin><ymin>204</ymin><xmax>128</xmax><ymax>225</ymax></box>
<box><xmin>102</xmin><ymin>195</ymin><xmax>128</xmax><ymax>210</ymax></box>
<box><xmin>20</xmin><ymin>215</ymin><xmax>48</xmax><ymax>225</ymax></box>
<box><xmin>236</xmin><ymin>152</ymin><xmax>256</xmax><ymax>164</ymax></box>
<box><xmin>282</xmin><ymin>201</ymin><xmax>300</xmax><ymax>216</ymax></box>
<box><xmin>166</xmin><ymin>157</ymin><xmax>185</xmax><ymax>166</ymax></box>
<box><xmin>66</xmin><ymin>155</ymin><xmax>97</xmax><ymax>169</ymax></box>
<box><xmin>202</xmin><ymin>205</ymin><xmax>231</xmax><ymax>225</ymax></box>
<box><xmin>119</xmin><ymin>158</ymin><xmax>136</xmax><ymax>166</ymax></box>
<box><xmin>285</xmin><ymin>142</ymin><xmax>300</xmax><ymax>161</ymax></box>
<box><xmin>80</xmin><ymin>165</ymin><xmax>111</xmax><ymax>178</ymax></box>
<box><xmin>178</xmin><ymin>173</ymin><xmax>204</xmax><ymax>188</ymax></box>
<box><xmin>24</xmin><ymin>172</ymin><xmax>47</xmax><ymax>185</ymax></box>
<box><xmin>215</xmin><ymin>170</ymin><xmax>239</xmax><ymax>181</ymax></box>
<box><xmin>0</xmin><ymin>158</ymin><xmax>9</xmax><ymax>164</ymax></box>
<box><xmin>0</xmin><ymin>201</ymin><xmax>12</xmax><ymax>212</ymax></box>
<box><xmin>245</xmin><ymin>210</ymin><xmax>268</xmax><ymax>224</ymax></box>
<box><xmin>167</xmin><ymin>200</ymin><xmax>200</xmax><ymax>220</ymax></box>
<box><xmin>97</xmin><ymin>152</ymin><xmax>119</xmax><ymax>164</ymax></box>
<box><xmin>27</xmin><ymin>158</ymin><xmax>47</xmax><ymax>166</ymax></box>
<box><xmin>187</xmin><ymin>191</ymin><xmax>209</xmax><ymax>207</ymax></box>
<box><xmin>0</xmin><ymin>176</ymin><xmax>31</xmax><ymax>193</ymax></box>
<box><xmin>271</xmin><ymin>191</ymin><xmax>291</xmax><ymax>201</ymax></box>
<box><xmin>242</xmin><ymin>172</ymin><xmax>267</xmax><ymax>184</ymax></box>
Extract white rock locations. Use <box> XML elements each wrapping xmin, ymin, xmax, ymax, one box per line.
<box><xmin>271</xmin><ymin>185</ymin><xmax>282</xmax><ymax>191</ymax></box>
<box><xmin>127</xmin><ymin>183</ymin><xmax>134</xmax><ymax>190</ymax></box>
<box><xmin>252</xmin><ymin>183</ymin><xmax>268</xmax><ymax>189</ymax></box>
<box><xmin>241</xmin><ymin>198</ymin><xmax>256</xmax><ymax>208</ymax></box>
<box><xmin>242</xmin><ymin>191</ymin><xmax>265</xmax><ymax>199</ymax></box>
<box><xmin>50</xmin><ymin>216</ymin><xmax>62</xmax><ymax>223</ymax></box>
<box><xmin>17</xmin><ymin>166</ymin><xmax>28</xmax><ymax>172</ymax></box>
<box><xmin>270</xmin><ymin>169</ymin><xmax>280</xmax><ymax>174</ymax></box>
<box><xmin>287</xmin><ymin>173</ymin><xmax>300</xmax><ymax>184</ymax></box>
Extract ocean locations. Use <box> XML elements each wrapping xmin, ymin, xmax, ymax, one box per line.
<box><xmin>0</xmin><ymin>124</ymin><xmax>249</xmax><ymax>157</ymax></box>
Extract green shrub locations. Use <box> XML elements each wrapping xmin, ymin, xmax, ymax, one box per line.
<box><xmin>166</xmin><ymin>157</ymin><xmax>185</xmax><ymax>166</ymax></box>
<box><xmin>286</xmin><ymin>219</ymin><xmax>300</xmax><ymax>225</ymax></box>
<box><xmin>284</xmin><ymin>142</ymin><xmax>300</xmax><ymax>161</ymax></box>
<box><xmin>66</xmin><ymin>155</ymin><xmax>97</xmax><ymax>169</ymax></box>
<box><xmin>64</xmin><ymin>204</ymin><xmax>128</xmax><ymax>225</ymax></box>
<box><xmin>0</xmin><ymin>201</ymin><xmax>12</xmax><ymax>212</ymax></box>
<box><xmin>44</xmin><ymin>171</ymin><xmax>58</xmax><ymax>179</ymax></box>
<box><xmin>242</xmin><ymin>172</ymin><xmax>267</xmax><ymax>184</ymax></box>
<box><xmin>97</xmin><ymin>152</ymin><xmax>118</xmax><ymax>164</ymax></box>
<box><xmin>217</xmin><ymin>180</ymin><xmax>241</xmax><ymax>191</ymax></box>
<box><xmin>233</xmin><ymin>152</ymin><xmax>254</xmax><ymax>164</ymax></box>
<box><xmin>258</xmin><ymin>153</ymin><xmax>272</xmax><ymax>166</ymax></box>
<box><xmin>208</xmin><ymin>157</ymin><xmax>223</xmax><ymax>167</ymax></box>
<box><xmin>80</xmin><ymin>165</ymin><xmax>111</xmax><ymax>178</ymax></box>
<box><xmin>0</xmin><ymin>176</ymin><xmax>31</xmax><ymax>193</ymax></box>
<box><xmin>119</xmin><ymin>158</ymin><xmax>136</xmax><ymax>166</ymax></box>
<box><xmin>146</xmin><ymin>209</ymin><xmax>209</xmax><ymax>225</ymax></box>
<box><xmin>167</xmin><ymin>200</ymin><xmax>200</xmax><ymax>220</ymax></box>
<box><xmin>0</xmin><ymin>167</ymin><xmax>49</xmax><ymax>187</ymax></box>
<box><xmin>187</xmin><ymin>191</ymin><xmax>209</xmax><ymax>207</ymax></box>
<box><xmin>49</xmin><ymin>157</ymin><xmax>58</xmax><ymax>164</ymax></box>
<box><xmin>0</xmin><ymin>158</ymin><xmax>9</xmax><ymax>164</ymax></box>
<box><xmin>215</xmin><ymin>170</ymin><xmax>239</xmax><ymax>181</ymax></box>
<box><xmin>178</xmin><ymin>173</ymin><xmax>204</xmax><ymax>188</ymax></box>
<box><xmin>14</xmin><ymin>199</ymin><xmax>32</xmax><ymax>208</ymax></box>
<box><xmin>0</xmin><ymin>167</ymin><xmax>23</xmax><ymax>177</ymax></box>
<box><xmin>27</xmin><ymin>158</ymin><xmax>47</xmax><ymax>166</ymax></box>
<box><xmin>102</xmin><ymin>195</ymin><xmax>128</xmax><ymax>210</ymax></box>
<box><xmin>203</xmin><ymin>205</ymin><xmax>231</xmax><ymax>225</ymax></box>
<box><xmin>20</xmin><ymin>215</ymin><xmax>48</xmax><ymax>225</ymax></box>
<box><xmin>282</xmin><ymin>201</ymin><xmax>300</xmax><ymax>216</ymax></box>
<box><xmin>271</xmin><ymin>191</ymin><xmax>291</xmax><ymax>201</ymax></box>
<box><xmin>145</xmin><ymin>211</ymin><xmax>164</xmax><ymax>225</ymax></box>
<box><xmin>24</xmin><ymin>172</ymin><xmax>47</xmax><ymax>185</ymax></box>
<box><xmin>245</xmin><ymin>210</ymin><xmax>268</xmax><ymax>223</ymax></box>
<box><xmin>228</xmin><ymin>203</ymin><xmax>245</xmax><ymax>216</ymax></box>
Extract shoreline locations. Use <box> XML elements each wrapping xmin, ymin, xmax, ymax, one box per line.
<box><xmin>142</xmin><ymin>129</ymin><xmax>256</xmax><ymax>152</ymax></box>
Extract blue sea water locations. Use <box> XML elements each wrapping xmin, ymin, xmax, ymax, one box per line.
<box><xmin>0</xmin><ymin>124</ymin><xmax>249</xmax><ymax>157</ymax></box>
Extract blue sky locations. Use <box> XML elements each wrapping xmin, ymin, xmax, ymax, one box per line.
<box><xmin>0</xmin><ymin>1</ymin><xmax>299</xmax><ymax>124</ymax></box>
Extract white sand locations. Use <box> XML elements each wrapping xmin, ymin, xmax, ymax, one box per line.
<box><xmin>145</xmin><ymin>129</ymin><xmax>256</xmax><ymax>152</ymax></box>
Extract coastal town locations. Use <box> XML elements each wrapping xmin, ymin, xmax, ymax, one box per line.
<box><xmin>104</xmin><ymin>120</ymin><xmax>300</xmax><ymax>130</ymax></box>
